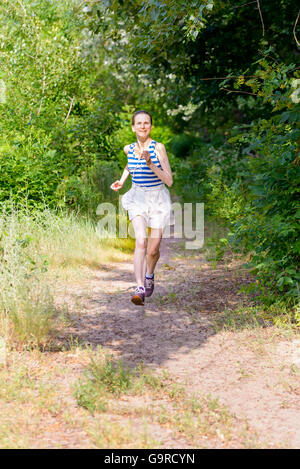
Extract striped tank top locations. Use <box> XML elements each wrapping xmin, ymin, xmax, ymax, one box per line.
<box><xmin>127</xmin><ymin>140</ymin><xmax>163</xmax><ymax>188</ymax></box>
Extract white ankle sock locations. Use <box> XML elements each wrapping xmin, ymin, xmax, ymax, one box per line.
<box><xmin>145</xmin><ymin>272</ymin><xmax>154</xmax><ymax>279</ymax></box>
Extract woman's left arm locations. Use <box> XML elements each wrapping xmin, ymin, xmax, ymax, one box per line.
<box><xmin>144</xmin><ymin>143</ymin><xmax>173</xmax><ymax>187</ymax></box>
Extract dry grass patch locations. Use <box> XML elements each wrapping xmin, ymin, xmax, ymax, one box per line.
<box><xmin>0</xmin><ymin>206</ymin><xmax>135</xmax><ymax>350</ymax></box>
<box><xmin>73</xmin><ymin>349</ymin><xmax>261</xmax><ymax>448</ymax></box>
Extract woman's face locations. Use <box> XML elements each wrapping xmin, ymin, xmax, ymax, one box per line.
<box><xmin>132</xmin><ymin>113</ymin><xmax>152</xmax><ymax>139</ymax></box>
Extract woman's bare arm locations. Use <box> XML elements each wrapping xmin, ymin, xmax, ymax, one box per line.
<box><xmin>144</xmin><ymin>143</ymin><xmax>173</xmax><ymax>187</ymax></box>
<box><xmin>110</xmin><ymin>145</ymin><xmax>130</xmax><ymax>191</ymax></box>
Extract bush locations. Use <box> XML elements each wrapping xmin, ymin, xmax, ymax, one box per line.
<box><xmin>172</xmin><ymin>58</ymin><xmax>300</xmax><ymax>305</ymax></box>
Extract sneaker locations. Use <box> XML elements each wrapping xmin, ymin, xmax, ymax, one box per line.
<box><xmin>131</xmin><ymin>286</ymin><xmax>145</xmax><ymax>306</ymax></box>
<box><xmin>144</xmin><ymin>274</ymin><xmax>154</xmax><ymax>297</ymax></box>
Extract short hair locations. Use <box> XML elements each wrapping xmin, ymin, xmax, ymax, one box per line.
<box><xmin>132</xmin><ymin>110</ymin><xmax>152</xmax><ymax>125</ymax></box>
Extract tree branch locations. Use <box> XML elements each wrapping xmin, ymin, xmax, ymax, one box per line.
<box><xmin>293</xmin><ymin>10</ymin><xmax>300</xmax><ymax>47</ymax></box>
<box><xmin>231</xmin><ymin>1</ymin><xmax>257</xmax><ymax>9</ymax></box>
<box><xmin>198</xmin><ymin>75</ymin><xmax>258</xmax><ymax>81</ymax></box>
<box><xmin>258</xmin><ymin>49</ymin><xmax>279</xmax><ymax>65</ymax></box>
<box><xmin>63</xmin><ymin>96</ymin><xmax>75</xmax><ymax>125</ymax></box>
<box><xmin>221</xmin><ymin>87</ymin><xmax>259</xmax><ymax>96</ymax></box>
<box><xmin>256</xmin><ymin>0</ymin><xmax>265</xmax><ymax>36</ymax></box>
<box><xmin>37</xmin><ymin>65</ymin><xmax>46</xmax><ymax>116</ymax></box>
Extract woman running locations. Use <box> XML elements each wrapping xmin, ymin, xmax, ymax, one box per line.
<box><xmin>110</xmin><ymin>110</ymin><xmax>174</xmax><ymax>305</ymax></box>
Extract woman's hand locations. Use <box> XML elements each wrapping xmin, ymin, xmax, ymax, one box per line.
<box><xmin>141</xmin><ymin>150</ymin><xmax>152</xmax><ymax>167</ymax></box>
<box><xmin>110</xmin><ymin>180</ymin><xmax>123</xmax><ymax>191</ymax></box>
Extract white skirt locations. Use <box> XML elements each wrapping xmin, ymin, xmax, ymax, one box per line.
<box><xmin>121</xmin><ymin>183</ymin><xmax>175</xmax><ymax>229</ymax></box>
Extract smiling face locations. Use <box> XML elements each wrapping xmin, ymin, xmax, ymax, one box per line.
<box><xmin>132</xmin><ymin>113</ymin><xmax>152</xmax><ymax>140</ymax></box>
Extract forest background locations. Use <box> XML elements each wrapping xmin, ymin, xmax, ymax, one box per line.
<box><xmin>0</xmin><ymin>0</ymin><xmax>299</xmax><ymax>327</ymax></box>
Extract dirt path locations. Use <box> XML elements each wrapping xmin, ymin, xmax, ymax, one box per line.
<box><xmin>52</xmin><ymin>235</ymin><xmax>300</xmax><ymax>449</ymax></box>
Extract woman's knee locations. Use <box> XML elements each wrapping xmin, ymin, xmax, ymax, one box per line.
<box><xmin>147</xmin><ymin>246</ymin><xmax>160</xmax><ymax>258</ymax></box>
<box><xmin>135</xmin><ymin>237</ymin><xmax>147</xmax><ymax>250</ymax></box>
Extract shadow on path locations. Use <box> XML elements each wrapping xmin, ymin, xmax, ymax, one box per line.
<box><xmin>57</xmin><ymin>236</ymin><xmax>256</xmax><ymax>368</ymax></box>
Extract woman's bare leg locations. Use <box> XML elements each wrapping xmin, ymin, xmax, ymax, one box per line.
<box><xmin>132</xmin><ymin>216</ymin><xmax>147</xmax><ymax>286</ymax></box>
<box><xmin>146</xmin><ymin>227</ymin><xmax>163</xmax><ymax>275</ymax></box>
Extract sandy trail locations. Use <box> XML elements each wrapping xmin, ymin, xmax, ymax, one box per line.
<box><xmin>56</xmin><ymin>235</ymin><xmax>300</xmax><ymax>448</ymax></box>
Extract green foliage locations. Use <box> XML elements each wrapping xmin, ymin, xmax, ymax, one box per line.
<box><xmin>172</xmin><ymin>139</ymin><xmax>247</xmax><ymax>207</ymax></box>
<box><xmin>86</xmin><ymin>0</ymin><xmax>299</xmax><ymax>130</ymax></box>
<box><xmin>74</xmin><ymin>354</ymin><xmax>136</xmax><ymax>413</ymax></box>
<box><xmin>226</xmin><ymin>60</ymin><xmax>300</xmax><ymax>302</ymax></box>
<box><xmin>0</xmin><ymin>0</ymin><xmax>127</xmax><ymax>212</ymax></box>
<box><xmin>0</xmin><ymin>0</ymin><xmax>299</xmax><ymax>310</ymax></box>
<box><xmin>0</xmin><ymin>204</ymin><xmax>57</xmax><ymax>348</ymax></box>
<box><xmin>74</xmin><ymin>353</ymin><xmax>173</xmax><ymax>413</ymax></box>
<box><xmin>0</xmin><ymin>128</ymin><xmax>60</xmax><ymax>209</ymax></box>
<box><xmin>170</xmin><ymin>134</ymin><xmax>201</xmax><ymax>159</ymax></box>
<box><xmin>55</xmin><ymin>160</ymin><xmax>120</xmax><ymax>217</ymax></box>
<box><xmin>74</xmin><ymin>354</ymin><xmax>135</xmax><ymax>413</ymax></box>
<box><xmin>174</xmin><ymin>58</ymin><xmax>299</xmax><ymax>304</ymax></box>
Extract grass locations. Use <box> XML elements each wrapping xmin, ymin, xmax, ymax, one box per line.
<box><xmin>72</xmin><ymin>349</ymin><xmax>257</xmax><ymax>447</ymax></box>
<box><xmin>0</xmin><ymin>203</ymin><xmax>135</xmax><ymax>349</ymax></box>
<box><xmin>88</xmin><ymin>416</ymin><xmax>161</xmax><ymax>449</ymax></box>
<box><xmin>172</xmin><ymin>394</ymin><xmax>233</xmax><ymax>444</ymax></box>
<box><xmin>0</xmin><ymin>340</ymin><xmax>272</xmax><ymax>449</ymax></box>
<box><xmin>73</xmin><ymin>349</ymin><xmax>174</xmax><ymax>413</ymax></box>
<box><xmin>211</xmin><ymin>302</ymin><xmax>300</xmax><ymax>334</ymax></box>
<box><xmin>0</xmin><ymin>207</ymin><xmax>298</xmax><ymax>448</ymax></box>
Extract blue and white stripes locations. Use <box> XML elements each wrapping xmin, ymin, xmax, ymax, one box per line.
<box><xmin>127</xmin><ymin>140</ymin><xmax>163</xmax><ymax>187</ymax></box>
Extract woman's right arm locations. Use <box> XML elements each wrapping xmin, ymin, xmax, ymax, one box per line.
<box><xmin>119</xmin><ymin>163</ymin><xmax>130</xmax><ymax>185</ymax></box>
<box><xmin>110</xmin><ymin>145</ymin><xmax>130</xmax><ymax>191</ymax></box>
